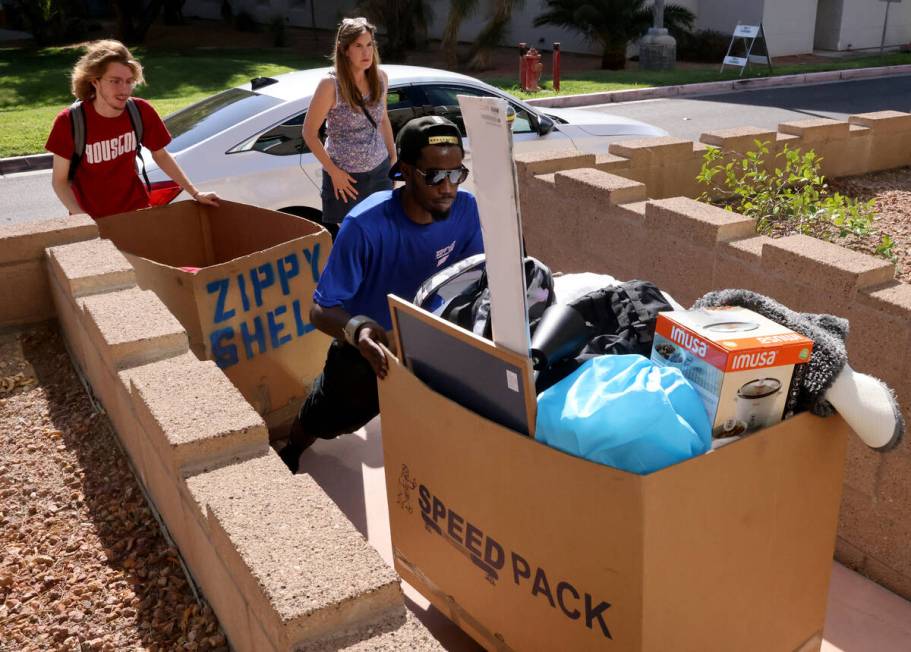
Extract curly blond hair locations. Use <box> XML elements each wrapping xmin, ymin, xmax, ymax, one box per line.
<box><xmin>71</xmin><ymin>40</ymin><xmax>144</xmax><ymax>101</ymax></box>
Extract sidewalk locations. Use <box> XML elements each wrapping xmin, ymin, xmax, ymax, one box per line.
<box><xmin>295</xmin><ymin>419</ymin><xmax>911</xmax><ymax>651</ymax></box>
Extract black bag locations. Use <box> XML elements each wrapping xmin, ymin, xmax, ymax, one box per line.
<box><xmin>535</xmin><ymin>280</ymin><xmax>674</xmax><ymax>392</ymax></box>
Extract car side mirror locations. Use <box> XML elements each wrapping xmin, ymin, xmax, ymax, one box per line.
<box><xmin>537</xmin><ymin>113</ymin><xmax>555</xmax><ymax>136</ymax></box>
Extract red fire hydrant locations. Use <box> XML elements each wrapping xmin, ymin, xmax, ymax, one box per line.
<box><xmin>522</xmin><ymin>48</ymin><xmax>544</xmax><ymax>92</ymax></box>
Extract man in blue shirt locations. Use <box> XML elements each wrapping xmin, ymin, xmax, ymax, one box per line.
<box><xmin>280</xmin><ymin>116</ymin><xmax>483</xmax><ymax>472</ymax></box>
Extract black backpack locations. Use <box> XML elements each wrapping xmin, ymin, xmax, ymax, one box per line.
<box><xmin>68</xmin><ymin>98</ymin><xmax>151</xmax><ymax>190</ymax></box>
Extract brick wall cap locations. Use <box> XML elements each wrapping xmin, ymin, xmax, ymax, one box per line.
<box><xmin>187</xmin><ymin>453</ymin><xmax>400</xmax><ymax>628</ymax></box>
<box><xmin>128</xmin><ymin>355</ymin><xmax>267</xmax><ymax>462</ymax></box>
<box><xmin>700</xmin><ymin>126</ymin><xmax>777</xmax><ymax>146</ymax></box>
<box><xmin>646</xmin><ymin>197</ymin><xmax>756</xmax><ymax>245</ymax></box>
<box><xmin>298</xmin><ymin>610</ymin><xmax>444</xmax><ymax>651</ymax></box>
<box><xmin>46</xmin><ymin>238</ymin><xmax>136</xmax><ymax>298</ymax></box>
<box><xmin>513</xmin><ymin>149</ymin><xmax>595</xmax><ymax>176</ymax></box>
<box><xmin>0</xmin><ymin>215</ymin><xmax>97</xmax><ymax>265</ymax></box>
<box><xmin>81</xmin><ymin>287</ymin><xmax>186</xmax><ymax>347</ymax></box>
<box><xmin>857</xmin><ymin>281</ymin><xmax>911</xmax><ymax>318</ymax></box>
<box><xmin>762</xmin><ymin>234</ymin><xmax>895</xmax><ymax>291</ymax></box>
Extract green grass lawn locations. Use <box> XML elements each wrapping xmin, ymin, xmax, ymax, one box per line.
<box><xmin>0</xmin><ymin>46</ymin><xmax>321</xmax><ymax>157</ymax></box>
<box><xmin>1</xmin><ymin>45</ymin><xmax>909</xmax><ymax>157</ymax></box>
<box><xmin>496</xmin><ymin>52</ymin><xmax>911</xmax><ymax>99</ymax></box>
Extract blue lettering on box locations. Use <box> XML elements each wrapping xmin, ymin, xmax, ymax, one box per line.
<box><xmin>237</xmin><ymin>272</ymin><xmax>251</xmax><ymax>312</ymax></box>
<box><xmin>240</xmin><ymin>316</ymin><xmax>266</xmax><ymax>360</ymax></box>
<box><xmin>303</xmin><ymin>243</ymin><xmax>321</xmax><ymax>282</ymax></box>
<box><xmin>204</xmin><ymin>249</ymin><xmax>322</xmax><ymax>367</ymax></box>
<box><xmin>207</xmin><ymin>278</ymin><xmax>235</xmax><ymax>323</ymax></box>
<box><xmin>268</xmin><ymin>304</ymin><xmax>292</xmax><ymax>349</ymax></box>
<box><xmin>277</xmin><ymin>253</ymin><xmax>299</xmax><ymax>295</ymax></box>
<box><xmin>210</xmin><ymin>326</ymin><xmax>238</xmax><ymax>368</ymax></box>
<box><xmin>251</xmin><ymin>262</ymin><xmax>275</xmax><ymax>307</ymax></box>
<box><xmin>292</xmin><ymin>299</ymin><xmax>315</xmax><ymax>336</ymax></box>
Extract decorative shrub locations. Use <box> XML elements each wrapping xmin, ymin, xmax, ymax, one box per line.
<box><xmin>674</xmin><ymin>28</ymin><xmax>729</xmax><ymax>63</ymax></box>
<box><xmin>697</xmin><ymin>140</ymin><xmax>896</xmax><ymax>260</ymax></box>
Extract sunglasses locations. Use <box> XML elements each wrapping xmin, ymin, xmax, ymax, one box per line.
<box><xmin>414</xmin><ymin>166</ymin><xmax>470</xmax><ymax>186</ymax></box>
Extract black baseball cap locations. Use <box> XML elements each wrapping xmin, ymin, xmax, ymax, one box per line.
<box><xmin>388</xmin><ymin>116</ymin><xmax>464</xmax><ymax>181</ymax></box>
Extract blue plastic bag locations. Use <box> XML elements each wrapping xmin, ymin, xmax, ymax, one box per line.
<box><xmin>535</xmin><ymin>354</ymin><xmax>712</xmax><ymax>474</ymax></box>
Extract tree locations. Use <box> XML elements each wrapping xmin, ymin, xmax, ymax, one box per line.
<box><xmin>4</xmin><ymin>0</ymin><xmax>88</xmax><ymax>45</ymax></box>
<box><xmin>356</xmin><ymin>0</ymin><xmax>433</xmax><ymax>61</ymax></box>
<box><xmin>441</xmin><ymin>0</ymin><xmax>522</xmax><ymax>71</ymax></box>
<box><xmin>534</xmin><ymin>0</ymin><xmax>694</xmax><ymax>69</ymax></box>
<box><xmin>113</xmin><ymin>0</ymin><xmax>165</xmax><ymax>44</ymax></box>
<box><xmin>466</xmin><ymin>0</ymin><xmax>523</xmax><ymax>70</ymax></box>
<box><xmin>441</xmin><ymin>0</ymin><xmax>480</xmax><ymax>69</ymax></box>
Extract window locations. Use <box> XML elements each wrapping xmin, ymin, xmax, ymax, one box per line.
<box><xmin>249</xmin><ymin>112</ymin><xmax>308</xmax><ymax>156</ymax></box>
<box><xmin>164</xmin><ymin>88</ymin><xmax>282</xmax><ymax>153</ymax></box>
<box><xmin>418</xmin><ymin>85</ymin><xmax>536</xmax><ymax>135</ymax></box>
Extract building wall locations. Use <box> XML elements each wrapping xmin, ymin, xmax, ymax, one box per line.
<box><xmin>182</xmin><ymin>0</ymin><xmax>699</xmax><ymax>57</ymax></box>
<box><xmin>694</xmin><ymin>0</ymin><xmax>763</xmax><ymax>38</ymax></box>
<box><xmin>836</xmin><ymin>0</ymin><xmax>911</xmax><ymax>51</ymax></box>
<box><xmin>814</xmin><ymin>0</ymin><xmax>845</xmax><ymax>50</ymax></box>
<box><xmin>183</xmin><ymin>0</ymin><xmax>909</xmax><ymax>58</ymax></box>
<box><xmin>761</xmin><ymin>0</ymin><xmax>820</xmax><ymax>56</ymax></box>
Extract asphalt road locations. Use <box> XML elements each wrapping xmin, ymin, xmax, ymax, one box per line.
<box><xmin>3</xmin><ymin>75</ymin><xmax>910</xmax><ymax>226</ymax></box>
<box><xmin>0</xmin><ymin>169</ymin><xmax>67</xmax><ymax>226</ymax></box>
<box><xmin>589</xmin><ymin>75</ymin><xmax>911</xmax><ymax>143</ymax></box>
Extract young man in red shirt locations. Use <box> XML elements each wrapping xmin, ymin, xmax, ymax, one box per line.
<box><xmin>45</xmin><ymin>40</ymin><xmax>218</xmax><ymax>219</ymax></box>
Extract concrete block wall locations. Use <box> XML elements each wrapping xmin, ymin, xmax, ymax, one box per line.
<box><xmin>538</xmin><ymin>111</ymin><xmax>911</xmax><ymax>203</ymax></box>
<box><xmin>516</xmin><ymin>111</ymin><xmax>911</xmax><ymax>601</ymax></box>
<box><xmin>0</xmin><ymin>215</ymin><xmax>98</xmax><ymax>327</ymax></box>
<box><xmin>0</xmin><ymin>222</ymin><xmax>445</xmax><ymax>651</ymax></box>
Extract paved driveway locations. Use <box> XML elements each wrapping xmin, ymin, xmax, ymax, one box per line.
<box><xmin>588</xmin><ymin>75</ymin><xmax>911</xmax><ymax>142</ymax></box>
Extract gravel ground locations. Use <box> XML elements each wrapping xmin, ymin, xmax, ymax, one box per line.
<box><xmin>829</xmin><ymin>166</ymin><xmax>911</xmax><ymax>284</ymax></box>
<box><xmin>0</xmin><ymin>324</ymin><xmax>225</xmax><ymax>652</ymax></box>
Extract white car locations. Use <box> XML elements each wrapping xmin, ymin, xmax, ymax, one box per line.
<box><xmin>143</xmin><ymin>65</ymin><xmax>667</xmax><ymax>218</ymax></box>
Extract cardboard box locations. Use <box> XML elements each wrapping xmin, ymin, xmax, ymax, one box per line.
<box><xmin>380</xmin><ymin>336</ymin><xmax>849</xmax><ymax>651</ymax></box>
<box><xmin>651</xmin><ymin>308</ymin><xmax>814</xmax><ymax>439</ymax></box>
<box><xmin>98</xmin><ymin>201</ymin><xmax>332</xmax><ymax>431</ymax></box>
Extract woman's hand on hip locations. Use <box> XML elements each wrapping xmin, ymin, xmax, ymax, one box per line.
<box><xmin>329</xmin><ymin>166</ymin><xmax>358</xmax><ymax>203</ymax></box>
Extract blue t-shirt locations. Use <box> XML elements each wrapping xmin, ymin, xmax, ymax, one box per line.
<box><xmin>313</xmin><ymin>188</ymin><xmax>484</xmax><ymax>330</ymax></box>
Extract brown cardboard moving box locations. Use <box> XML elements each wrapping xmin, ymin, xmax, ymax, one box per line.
<box><xmin>99</xmin><ymin>201</ymin><xmax>332</xmax><ymax>433</ymax></box>
<box><xmin>379</xmin><ymin>311</ymin><xmax>850</xmax><ymax>652</ymax></box>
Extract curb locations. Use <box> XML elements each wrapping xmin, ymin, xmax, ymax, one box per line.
<box><xmin>0</xmin><ymin>153</ymin><xmax>52</xmax><ymax>175</ymax></box>
<box><xmin>526</xmin><ymin>63</ymin><xmax>911</xmax><ymax>108</ymax></box>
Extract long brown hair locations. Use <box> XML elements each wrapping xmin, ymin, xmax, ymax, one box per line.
<box><xmin>332</xmin><ymin>17</ymin><xmax>382</xmax><ymax>108</ymax></box>
<box><xmin>71</xmin><ymin>40</ymin><xmax>144</xmax><ymax>101</ymax></box>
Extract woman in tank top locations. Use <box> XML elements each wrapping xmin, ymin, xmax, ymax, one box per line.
<box><xmin>303</xmin><ymin>17</ymin><xmax>396</xmax><ymax>234</ymax></box>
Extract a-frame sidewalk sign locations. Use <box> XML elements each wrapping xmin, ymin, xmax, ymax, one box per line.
<box><xmin>721</xmin><ymin>23</ymin><xmax>773</xmax><ymax>77</ymax></box>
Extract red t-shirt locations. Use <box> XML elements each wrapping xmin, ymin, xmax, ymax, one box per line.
<box><xmin>45</xmin><ymin>97</ymin><xmax>172</xmax><ymax>219</ymax></box>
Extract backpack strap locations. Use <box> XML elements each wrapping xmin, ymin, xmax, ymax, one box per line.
<box><xmin>125</xmin><ymin>98</ymin><xmax>152</xmax><ymax>193</ymax></box>
<box><xmin>67</xmin><ymin>101</ymin><xmax>85</xmax><ymax>182</ymax></box>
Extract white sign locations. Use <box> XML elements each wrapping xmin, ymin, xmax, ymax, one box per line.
<box><xmin>733</xmin><ymin>25</ymin><xmax>760</xmax><ymax>38</ymax></box>
<box><xmin>721</xmin><ymin>22</ymin><xmax>773</xmax><ymax>76</ymax></box>
<box><xmin>457</xmin><ymin>95</ymin><xmax>531</xmax><ymax>356</ymax></box>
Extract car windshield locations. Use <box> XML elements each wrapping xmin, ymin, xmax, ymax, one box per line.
<box><xmin>164</xmin><ymin>88</ymin><xmax>282</xmax><ymax>152</ymax></box>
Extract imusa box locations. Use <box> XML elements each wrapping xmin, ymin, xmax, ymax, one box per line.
<box><xmin>98</xmin><ymin>200</ymin><xmax>332</xmax><ymax>431</ymax></box>
<box><xmin>379</xmin><ymin>311</ymin><xmax>849</xmax><ymax>652</ymax></box>
<box><xmin>651</xmin><ymin>307</ymin><xmax>814</xmax><ymax>439</ymax></box>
